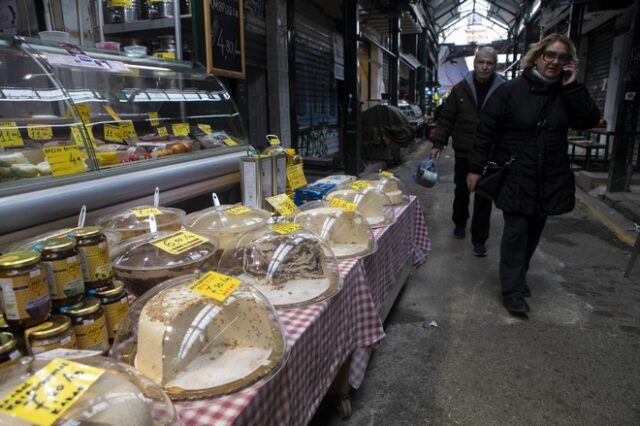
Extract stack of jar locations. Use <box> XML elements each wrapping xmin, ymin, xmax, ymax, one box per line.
<box><xmin>0</xmin><ymin>226</ymin><xmax>130</xmax><ymax>370</ymax></box>
<box><xmin>105</xmin><ymin>0</ymin><xmax>191</xmax><ymax>24</ymax></box>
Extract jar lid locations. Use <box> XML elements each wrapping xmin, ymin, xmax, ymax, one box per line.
<box><xmin>0</xmin><ymin>251</ymin><xmax>41</xmax><ymax>269</ymax></box>
<box><xmin>34</xmin><ymin>238</ymin><xmax>77</xmax><ymax>253</ymax></box>
<box><xmin>25</xmin><ymin>315</ymin><xmax>71</xmax><ymax>338</ymax></box>
<box><xmin>68</xmin><ymin>226</ymin><xmax>104</xmax><ymax>239</ymax></box>
<box><xmin>60</xmin><ymin>297</ymin><xmax>101</xmax><ymax>316</ymax></box>
<box><xmin>90</xmin><ymin>280</ymin><xmax>126</xmax><ymax>298</ymax></box>
<box><xmin>0</xmin><ymin>332</ymin><xmax>17</xmax><ymax>353</ymax></box>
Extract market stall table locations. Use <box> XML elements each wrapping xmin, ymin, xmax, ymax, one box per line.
<box><xmin>173</xmin><ymin>196</ymin><xmax>430</xmax><ymax>425</ymax></box>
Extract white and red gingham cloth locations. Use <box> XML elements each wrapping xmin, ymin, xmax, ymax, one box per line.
<box><xmin>174</xmin><ymin>196</ymin><xmax>430</xmax><ymax>426</ymax></box>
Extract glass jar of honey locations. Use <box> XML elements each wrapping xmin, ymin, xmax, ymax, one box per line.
<box><xmin>24</xmin><ymin>315</ymin><xmax>77</xmax><ymax>355</ymax></box>
<box><xmin>0</xmin><ymin>331</ymin><xmax>22</xmax><ymax>370</ymax></box>
<box><xmin>60</xmin><ymin>297</ymin><xmax>109</xmax><ymax>353</ymax></box>
<box><xmin>89</xmin><ymin>281</ymin><xmax>129</xmax><ymax>343</ymax></box>
<box><xmin>67</xmin><ymin>227</ymin><xmax>113</xmax><ymax>291</ymax></box>
<box><xmin>35</xmin><ymin>238</ymin><xmax>85</xmax><ymax>311</ymax></box>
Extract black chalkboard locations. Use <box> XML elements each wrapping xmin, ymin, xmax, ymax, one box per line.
<box><xmin>205</xmin><ymin>0</ymin><xmax>245</xmax><ymax>79</ymax></box>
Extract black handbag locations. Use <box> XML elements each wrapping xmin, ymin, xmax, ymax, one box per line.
<box><xmin>475</xmin><ymin>156</ymin><xmax>514</xmax><ymax>200</ymax></box>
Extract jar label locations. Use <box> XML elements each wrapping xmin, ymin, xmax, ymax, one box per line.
<box><xmin>42</xmin><ymin>256</ymin><xmax>84</xmax><ymax>300</ymax></box>
<box><xmin>0</xmin><ymin>271</ymin><xmax>50</xmax><ymax>321</ymax></box>
<box><xmin>78</xmin><ymin>242</ymin><xmax>112</xmax><ymax>283</ymax></box>
<box><xmin>110</xmin><ymin>0</ymin><xmax>133</xmax><ymax>6</ymax></box>
<box><xmin>0</xmin><ymin>358</ymin><xmax>104</xmax><ymax>426</ymax></box>
<box><xmin>73</xmin><ymin>314</ymin><xmax>109</xmax><ymax>352</ymax></box>
<box><xmin>31</xmin><ymin>333</ymin><xmax>77</xmax><ymax>355</ymax></box>
<box><xmin>103</xmin><ymin>298</ymin><xmax>129</xmax><ymax>340</ymax></box>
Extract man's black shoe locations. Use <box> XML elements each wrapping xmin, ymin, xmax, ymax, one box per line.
<box><xmin>503</xmin><ymin>296</ymin><xmax>530</xmax><ymax>314</ymax></box>
<box><xmin>453</xmin><ymin>227</ymin><xmax>465</xmax><ymax>239</ymax></box>
<box><xmin>472</xmin><ymin>242</ymin><xmax>487</xmax><ymax>257</ymax></box>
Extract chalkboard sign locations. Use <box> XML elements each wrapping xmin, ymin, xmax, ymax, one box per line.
<box><xmin>205</xmin><ymin>0</ymin><xmax>246</xmax><ymax>79</ymax></box>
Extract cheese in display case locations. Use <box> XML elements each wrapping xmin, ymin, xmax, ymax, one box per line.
<box><xmin>112</xmin><ymin>272</ymin><xmax>288</xmax><ymax>399</ymax></box>
<box><xmin>217</xmin><ymin>221</ymin><xmax>343</xmax><ymax>309</ymax></box>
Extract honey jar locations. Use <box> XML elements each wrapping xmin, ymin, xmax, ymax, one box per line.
<box><xmin>24</xmin><ymin>315</ymin><xmax>77</xmax><ymax>355</ymax></box>
<box><xmin>0</xmin><ymin>251</ymin><xmax>51</xmax><ymax>330</ymax></box>
<box><xmin>36</xmin><ymin>238</ymin><xmax>85</xmax><ymax>311</ymax></box>
<box><xmin>68</xmin><ymin>227</ymin><xmax>113</xmax><ymax>291</ymax></box>
<box><xmin>0</xmin><ymin>331</ymin><xmax>22</xmax><ymax>370</ymax></box>
<box><xmin>61</xmin><ymin>297</ymin><xmax>109</xmax><ymax>353</ymax></box>
<box><xmin>89</xmin><ymin>281</ymin><xmax>129</xmax><ymax>343</ymax></box>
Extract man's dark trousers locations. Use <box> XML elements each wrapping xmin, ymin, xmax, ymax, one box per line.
<box><xmin>452</xmin><ymin>157</ymin><xmax>492</xmax><ymax>244</ymax></box>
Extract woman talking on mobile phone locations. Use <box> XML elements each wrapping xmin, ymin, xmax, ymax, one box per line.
<box><xmin>466</xmin><ymin>33</ymin><xmax>600</xmax><ymax>315</ymax></box>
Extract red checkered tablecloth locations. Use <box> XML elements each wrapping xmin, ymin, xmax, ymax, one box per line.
<box><xmin>173</xmin><ymin>195</ymin><xmax>430</xmax><ymax>426</ymax></box>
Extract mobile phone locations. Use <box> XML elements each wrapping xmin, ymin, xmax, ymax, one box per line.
<box><xmin>562</xmin><ymin>69</ymin><xmax>572</xmax><ymax>82</ymax></box>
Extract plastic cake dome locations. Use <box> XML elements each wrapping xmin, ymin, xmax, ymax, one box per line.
<box><xmin>325</xmin><ymin>186</ymin><xmax>396</xmax><ymax>228</ymax></box>
<box><xmin>110</xmin><ymin>229</ymin><xmax>219</xmax><ymax>296</ymax></box>
<box><xmin>96</xmin><ymin>205</ymin><xmax>185</xmax><ymax>240</ymax></box>
<box><xmin>217</xmin><ymin>221</ymin><xmax>343</xmax><ymax>309</ymax></box>
<box><xmin>183</xmin><ymin>204</ymin><xmax>271</xmax><ymax>249</ymax></box>
<box><xmin>112</xmin><ymin>271</ymin><xmax>288</xmax><ymax>399</ymax></box>
<box><xmin>292</xmin><ymin>202</ymin><xmax>376</xmax><ymax>259</ymax></box>
<box><xmin>357</xmin><ymin>172</ymin><xmax>408</xmax><ymax>205</ymax></box>
<box><xmin>0</xmin><ymin>355</ymin><xmax>177</xmax><ymax>425</ymax></box>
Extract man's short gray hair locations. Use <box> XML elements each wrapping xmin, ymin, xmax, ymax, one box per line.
<box><xmin>475</xmin><ymin>46</ymin><xmax>498</xmax><ymax>62</ymax></box>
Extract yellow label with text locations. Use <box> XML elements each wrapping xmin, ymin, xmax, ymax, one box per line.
<box><xmin>266</xmin><ymin>194</ymin><xmax>298</xmax><ymax>216</ymax></box>
<box><xmin>149</xmin><ymin>112</ymin><xmax>160</xmax><ymax>126</ymax></box>
<box><xmin>42</xmin><ymin>256</ymin><xmax>84</xmax><ymax>300</ymax></box>
<box><xmin>43</xmin><ymin>146</ymin><xmax>86</xmax><ymax>177</ymax></box>
<box><xmin>172</xmin><ymin>123</ymin><xmax>190</xmax><ymax>136</ymax></box>
<box><xmin>0</xmin><ymin>269</ymin><xmax>49</xmax><ymax>321</ymax></box>
<box><xmin>119</xmin><ymin>121</ymin><xmax>136</xmax><ymax>139</ymax></box>
<box><xmin>78</xmin><ymin>243</ymin><xmax>112</xmax><ymax>283</ymax></box>
<box><xmin>72</xmin><ymin>315</ymin><xmax>108</xmax><ymax>352</ymax></box>
<box><xmin>27</xmin><ymin>125</ymin><xmax>53</xmax><ymax>141</ymax></box>
<box><xmin>110</xmin><ymin>0</ymin><xmax>133</xmax><ymax>7</ymax></box>
<box><xmin>157</xmin><ymin>127</ymin><xmax>168</xmax><ymax>137</ymax></box>
<box><xmin>328</xmin><ymin>197</ymin><xmax>357</xmax><ymax>212</ymax></box>
<box><xmin>103</xmin><ymin>124</ymin><xmax>123</xmax><ymax>142</ymax></box>
<box><xmin>150</xmin><ymin>230</ymin><xmax>208</xmax><ymax>255</ymax></box>
<box><xmin>102</xmin><ymin>105</ymin><xmax>121</xmax><ymax>121</ymax></box>
<box><xmin>0</xmin><ymin>122</ymin><xmax>24</xmax><ymax>148</ymax></box>
<box><xmin>153</xmin><ymin>52</ymin><xmax>176</xmax><ymax>60</ymax></box>
<box><xmin>223</xmin><ymin>138</ymin><xmax>238</xmax><ymax>146</ymax></box>
<box><xmin>0</xmin><ymin>358</ymin><xmax>104</xmax><ymax>426</ymax></box>
<box><xmin>380</xmin><ymin>171</ymin><xmax>394</xmax><ymax>178</ymax></box>
<box><xmin>70</xmin><ymin>126</ymin><xmax>96</xmax><ymax>148</ymax></box>
<box><xmin>189</xmin><ymin>271</ymin><xmax>241</xmax><ymax>302</ymax></box>
<box><xmin>72</xmin><ymin>104</ymin><xmax>91</xmax><ymax>124</ymax></box>
<box><xmin>198</xmin><ymin>124</ymin><xmax>213</xmax><ymax>135</ymax></box>
<box><xmin>350</xmin><ymin>180</ymin><xmax>372</xmax><ymax>191</ymax></box>
<box><xmin>131</xmin><ymin>207</ymin><xmax>163</xmax><ymax>218</ymax></box>
<box><xmin>103</xmin><ymin>298</ymin><xmax>129</xmax><ymax>340</ymax></box>
<box><xmin>225</xmin><ymin>206</ymin><xmax>251</xmax><ymax>215</ymax></box>
<box><xmin>286</xmin><ymin>163</ymin><xmax>307</xmax><ymax>189</ymax></box>
<box><xmin>270</xmin><ymin>221</ymin><xmax>302</xmax><ymax>235</ymax></box>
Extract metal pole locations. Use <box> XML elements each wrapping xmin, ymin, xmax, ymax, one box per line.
<box><xmin>389</xmin><ymin>17</ymin><xmax>399</xmax><ymax>106</ymax></box>
<box><xmin>417</xmin><ymin>28</ymin><xmax>427</xmax><ymax>113</ymax></box>
<box><xmin>343</xmin><ymin>0</ymin><xmax>360</xmax><ymax>175</ymax></box>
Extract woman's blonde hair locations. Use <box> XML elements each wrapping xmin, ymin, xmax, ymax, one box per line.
<box><xmin>522</xmin><ymin>33</ymin><xmax>578</xmax><ymax>68</ymax></box>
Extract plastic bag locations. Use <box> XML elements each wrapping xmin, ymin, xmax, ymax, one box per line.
<box><xmin>415</xmin><ymin>158</ymin><xmax>438</xmax><ymax>188</ymax></box>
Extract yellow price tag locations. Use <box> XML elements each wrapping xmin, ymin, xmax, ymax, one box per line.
<box><xmin>111</xmin><ymin>0</ymin><xmax>133</xmax><ymax>6</ymax></box>
<box><xmin>102</xmin><ymin>105</ymin><xmax>121</xmax><ymax>121</ymax></box>
<box><xmin>73</xmin><ymin>104</ymin><xmax>91</xmax><ymax>124</ymax></box>
<box><xmin>157</xmin><ymin>127</ymin><xmax>168</xmax><ymax>137</ymax></box>
<box><xmin>380</xmin><ymin>171</ymin><xmax>394</xmax><ymax>178</ymax></box>
<box><xmin>268</xmin><ymin>136</ymin><xmax>281</xmax><ymax>145</ymax></box>
<box><xmin>223</xmin><ymin>138</ymin><xmax>238</xmax><ymax>146</ymax></box>
<box><xmin>150</xmin><ymin>230</ymin><xmax>208</xmax><ymax>255</ymax></box>
<box><xmin>149</xmin><ymin>112</ymin><xmax>160</xmax><ymax>127</ymax></box>
<box><xmin>44</xmin><ymin>146</ymin><xmax>86</xmax><ymax>176</ymax></box>
<box><xmin>0</xmin><ymin>358</ymin><xmax>104</xmax><ymax>426</ymax></box>
<box><xmin>350</xmin><ymin>180</ymin><xmax>371</xmax><ymax>191</ymax></box>
<box><xmin>103</xmin><ymin>124</ymin><xmax>123</xmax><ymax>142</ymax></box>
<box><xmin>119</xmin><ymin>121</ymin><xmax>136</xmax><ymax>139</ymax></box>
<box><xmin>172</xmin><ymin>123</ymin><xmax>190</xmax><ymax>136</ymax></box>
<box><xmin>328</xmin><ymin>197</ymin><xmax>357</xmax><ymax>212</ymax></box>
<box><xmin>131</xmin><ymin>207</ymin><xmax>163</xmax><ymax>218</ymax></box>
<box><xmin>189</xmin><ymin>271</ymin><xmax>241</xmax><ymax>302</ymax></box>
<box><xmin>225</xmin><ymin>206</ymin><xmax>251</xmax><ymax>215</ymax></box>
<box><xmin>27</xmin><ymin>125</ymin><xmax>53</xmax><ymax>141</ymax></box>
<box><xmin>270</xmin><ymin>221</ymin><xmax>303</xmax><ymax>235</ymax></box>
<box><xmin>198</xmin><ymin>124</ymin><xmax>213</xmax><ymax>135</ymax></box>
<box><xmin>286</xmin><ymin>163</ymin><xmax>307</xmax><ymax>189</ymax></box>
<box><xmin>0</xmin><ymin>122</ymin><xmax>24</xmax><ymax>148</ymax></box>
<box><xmin>266</xmin><ymin>194</ymin><xmax>299</xmax><ymax>216</ymax></box>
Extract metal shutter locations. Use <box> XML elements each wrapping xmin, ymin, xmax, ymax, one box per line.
<box><xmin>585</xmin><ymin>19</ymin><xmax>616</xmax><ymax>113</ymax></box>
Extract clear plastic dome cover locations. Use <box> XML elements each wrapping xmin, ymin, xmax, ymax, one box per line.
<box><xmin>357</xmin><ymin>173</ymin><xmax>409</xmax><ymax>205</ymax></box>
<box><xmin>184</xmin><ymin>204</ymin><xmax>271</xmax><ymax>249</ymax></box>
<box><xmin>110</xmin><ymin>229</ymin><xmax>220</xmax><ymax>296</ymax></box>
<box><xmin>4</xmin><ymin>228</ymin><xmax>122</xmax><ymax>252</ymax></box>
<box><xmin>96</xmin><ymin>206</ymin><xmax>186</xmax><ymax>240</ymax></box>
<box><xmin>293</xmin><ymin>202</ymin><xmax>376</xmax><ymax>259</ymax></box>
<box><xmin>112</xmin><ymin>272</ymin><xmax>288</xmax><ymax>399</ymax></box>
<box><xmin>0</xmin><ymin>355</ymin><xmax>177</xmax><ymax>425</ymax></box>
<box><xmin>217</xmin><ymin>221</ymin><xmax>343</xmax><ymax>309</ymax></box>
<box><xmin>325</xmin><ymin>186</ymin><xmax>396</xmax><ymax>228</ymax></box>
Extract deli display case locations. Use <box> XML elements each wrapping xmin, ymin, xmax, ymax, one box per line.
<box><xmin>0</xmin><ymin>35</ymin><xmax>248</xmax><ymax>248</ymax></box>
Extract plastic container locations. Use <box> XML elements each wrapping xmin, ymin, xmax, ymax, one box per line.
<box><xmin>112</xmin><ymin>272</ymin><xmax>288</xmax><ymax>399</ymax></box>
<box><xmin>96</xmin><ymin>205</ymin><xmax>185</xmax><ymax>240</ymax></box>
<box><xmin>95</xmin><ymin>41</ymin><xmax>121</xmax><ymax>51</ymax></box>
<box><xmin>124</xmin><ymin>44</ymin><xmax>148</xmax><ymax>57</ymax></box>
<box><xmin>325</xmin><ymin>186</ymin><xmax>396</xmax><ymax>228</ymax></box>
<box><xmin>218</xmin><ymin>221</ymin><xmax>343</xmax><ymax>309</ymax></box>
<box><xmin>38</xmin><ymin>31</ymin><xmax>71</xmax><ymax>43</ymax></box>
<box><xmin>357</xmin><ymin>172</ymin><xmax>409</xmax><ymax>205</ymax></box>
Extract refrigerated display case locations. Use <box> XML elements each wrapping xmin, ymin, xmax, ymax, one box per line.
<box><xmin>0</xmin><ymin>35</ymin><xmax>249</xmax><ymax>247</ymax></box>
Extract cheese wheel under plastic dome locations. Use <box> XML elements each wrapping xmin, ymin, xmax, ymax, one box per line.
<box><xmin>325</xmin><ymin>186</ymin><xmax>396</xmax><ymax>228</ymax></box>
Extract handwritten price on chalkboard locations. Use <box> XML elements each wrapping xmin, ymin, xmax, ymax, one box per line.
<box><xmin>216</xmin><ymin>28</ymin><xmax>241</xmax><ymax>60</ymax></box>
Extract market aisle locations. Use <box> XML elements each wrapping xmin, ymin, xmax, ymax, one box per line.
<box><xmin>316</xmin><ymin>141</ymin><xmax>640</xmax><ymax>425</ymax></box>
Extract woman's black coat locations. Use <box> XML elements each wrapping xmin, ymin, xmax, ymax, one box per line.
<box><xmin>469</xmin><ymin>67</ymin><xmax>600</xmax><ymax>216</ymax></box>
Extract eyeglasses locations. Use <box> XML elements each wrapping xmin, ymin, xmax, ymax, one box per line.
<box><xmin>541</xmin><ymin>50</ymin><xmax>572</xmax><ymax>65</ymax></box>
<box><xmin>474</xmin><ymin>60</ymin><xmax>495</xmax><ymax>66</ymax></box>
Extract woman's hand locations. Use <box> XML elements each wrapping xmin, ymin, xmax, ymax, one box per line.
<box><xmin>562</xmin><ymin>63</ymin><xmax>578</xmax><ymax>86</ymax></box>
<box><xmin>430</xmin><ymin>147</ymin><xmax>442</xmax><ymax>159</ymax></box>
<box><xmin>467</xmin><ymin>172</ymin><xmax>482</xmax><ymax>192</ymax></box>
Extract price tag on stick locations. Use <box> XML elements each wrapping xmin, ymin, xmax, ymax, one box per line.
<box><xmin>266</xmin><ymin>194</ymin><xmax>299</xmax><ymax>216</ymax></box>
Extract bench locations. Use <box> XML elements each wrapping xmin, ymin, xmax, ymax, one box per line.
<box><xmin>567</xmin><ymin>138</ymin><xmax>607</xmax><ymax>169</ymax></box>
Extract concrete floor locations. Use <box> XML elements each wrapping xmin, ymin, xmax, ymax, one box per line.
<box><xmin>313</xmin><ymin>141</ymin><xmax>640</xmax><ymax>426</ymax></box>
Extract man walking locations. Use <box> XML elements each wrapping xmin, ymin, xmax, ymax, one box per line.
<box><xmin>430</xmin><ymin>46</ymin><xmax>505</xmax><ymax>257</ymax></box>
